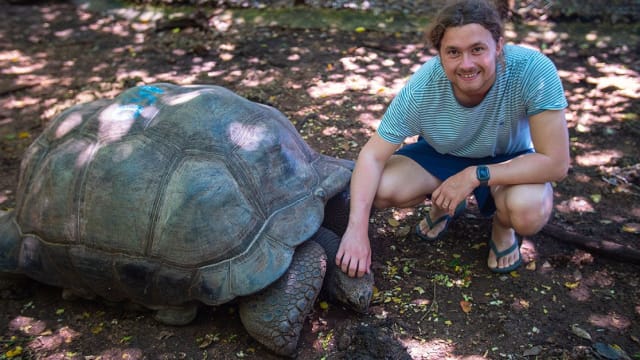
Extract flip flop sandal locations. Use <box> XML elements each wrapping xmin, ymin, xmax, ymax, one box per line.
<box><xmin>488</xmin><ymin>234</ymin><xmax>523</xmax><ymax>273</ymax></box>
<box><xmin>415</xmin><ymin>200</ymin><xmax>466</xmax><ymax>241</ymax></box>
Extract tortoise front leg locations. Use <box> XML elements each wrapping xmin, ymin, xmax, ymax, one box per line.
<box><xmin>238</xmin><ymin>240</ymin><xmax>326</xmax><ymax>357</ymax></box>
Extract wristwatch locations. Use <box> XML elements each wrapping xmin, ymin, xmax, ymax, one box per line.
<box><xmin>476</xmin><ymin>165</ymin><xmax>490</xmax><ymax>187</ymax></box>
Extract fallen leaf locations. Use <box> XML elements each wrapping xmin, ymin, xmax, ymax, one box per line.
<box><xmin>526</xmin><ymin>261</ymin><xmax>536</xmax><ymax>271</ymax></box>
<box><xmin>388</xmin><ymin>217</ymin><xmax>400</xmax><ymax>227</ymax></box>
<box><xmin>523</xmin><ymin>345</ymin><xmax>543</xmax><ymax>356</ymax></box>
<box><xmin>460</xmin><ymin>300</ymin><xmax>472</xmax><ymax>313</ymax></box>
<box><xmin>156</xmin><ymin>331</ymin><xmax>174</xmax><ymax>340</ymax></box>
<box><xmin>396</xmin><ymin>226</ymin><xmax>411</xmax><ymax>237</ymax></box>
<box><xmin>592</xmin><ymin>342</ymin><xmax>629</xmax><ymax>360</ymax></box>
<box><xmin>622</xmin><ymin>223</ymin><xmax>640</xmax><ymax>234</ymax></box>
<box><xmin>319</xmin><ymin>301</ymin><xmax>329</xmax><ymax>310</ymax></box>
<box><xmin>571</xmin><ymin>324</ymin><xmax>592</xmax><ymax>341</ymax></box>
<box><xmin>120</xmin><ymin>335</ymin><xmax>132</xmax><ymax>344</ymax></box>
<box><xmin>197</xmin><ymin>333</ymin><xmax>219</xmax><ymax>349</ymax></box>
<box><xmin>91</xmin><ymin>323</ymin><xmax>104</xmax><ymax>335</ymax></box>
<box><xmin>355</xmin><ymin>26</ymin><xmax>366</xmax><ymax>33</ymax></box>
<box><xmin>5</xmin><ymin>346</ymin><xmax>22</xmax><ymax>358</ymax></box>
<box><xmin>565</xmin><ymin>281</ymin><xmax>580</xmax><ymax>289</ymax></box>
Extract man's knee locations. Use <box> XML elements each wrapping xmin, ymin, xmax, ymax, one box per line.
<box><xmin>501</xmin><ymin>185</ymin><xmax>553</xmax><ymax>235</ymax></box>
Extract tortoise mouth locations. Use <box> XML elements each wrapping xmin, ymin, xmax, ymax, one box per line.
<box><xmin>331</xmin><ymin>270</ymin><xmax>374</xmax><ymax>313</ymax></box>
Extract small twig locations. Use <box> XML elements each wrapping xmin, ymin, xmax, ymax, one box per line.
<box><xmin>420</xmin><ymin>282</ymin><xmax>438</xmax><ymax>322</ymax></box>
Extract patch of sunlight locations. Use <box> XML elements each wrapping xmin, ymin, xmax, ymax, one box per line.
<box><xmin>557</xmin><ymin>69</ymin><xmax>586</xmax><ymax>84</ymax></box>
<box><xmin>2</xmin><ymin>60</ymin><xmax>47</xmax><ymax>75</ymax></box>
<box><xmin>228</xmin><ymin>122</ymin><xmax>267</xmax><ymax>152</ymax></box>
<box><xmin>556</xmin><ymin>196</ymin><xmax>595</xmax><ymax>213</ymax></box>
<box><xmin>240</xmin><ymin>69</ymin><xmax>279</xmax><ymax>88</ymax></box>
<box><xmin>43</xmin><ymin>99</ymin><xmax>78</xmax><ymax>122</ymax></box>
<box><xmin>307</xmin><ymin>81</ymin><xmax>348</xmax><ymax>98</ymax></box>
<box><xmin>322</xmin><ymin>126</ymin><xmax>339</xmax><ymax>136</ymax></box>
<box><xmin>307</xmin><ymin>73</ymin><xmax>398</xmax><ymax>99</ymax></box>
<box><xmin>9</xmin><ymin>315</ymin><xmax>82</xmax><ymax>353</ymax></box>
<box><xmin>400</xmin><ymin>338</ymin><xmax>488</xmax><ymax>359</ymax></box>
<box><xmin>165</xmin><ymin>90</ymin><xmax>201</xmax><ymax>106</ymax></box>
<box><xmin>53</xmin><ymin>28</ymin><xmax>74</xmax><ymax>39</ymax></box>
<box><xmin>54</xmin><ymin>111</ymin><xmax>84</xmax><ymax>139</ymax></box>
<box><xmin>572</xmin><ymin>172</ymin><xmax>592</xmax><ymax>183</ymax></box>
<box><xmin>94</xmin><ymin>20</ymin><xmax>131</xmax><ymax>37</ymax></box>
<box><xmin>5</xmin><ymin>96</ymin><xmax>40</xmax><ymax>110</ymax></box>
<box><xmin>586</xmin><ymin>74</ymin><xmax>639</xmax><ymax>99</ymax></box>
<box><xmin>112</xmin><ymin>142</ymin><xmax>137</xmax><ymax>163</ymax></box>
<box><xmin>574</xmin><ymin>149</ymin><xmax>622</xmax><ymax>167</ymax></box>
<box><xmin>401</xmin><ymin>338</ymin><xmax>452</xmax><ymax>359</ymax></box>
<box><xmin>588</xmin><ymin>312</ymin><xmax>632</xmax><ymax>331</ymax></box>
<box><xmin>98</xmin><ymin>103</ymin><xmax>137</xmax><ymax>137</ymax></box>
<box><xmin>115</xmin><ymin>69</ymin><xmax>154</xmax><ymax>84</ymax></box>
<box><xmin>357</xmin><ymin>112</ymin><xmax>381</xmax><ymax>129</ymax></box>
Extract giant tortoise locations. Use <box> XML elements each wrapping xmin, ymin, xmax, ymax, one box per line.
<box><xmin>0</xmin><ymin>83</ymin><xmax>374</xmax><ymax>356</ymax></box>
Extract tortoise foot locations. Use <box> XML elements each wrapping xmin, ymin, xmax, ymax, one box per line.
<box><xmin>239</xmin><ymin>241</ymin><xmax>326</xmax><ymax>357</ymax></box>
<box><xmin>153</xmin><ymin>303</ymin><xmax>199</xmax><ymax>325</ymax></box>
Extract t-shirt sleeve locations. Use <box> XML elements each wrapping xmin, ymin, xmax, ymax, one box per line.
<box><xmin>521</xmin><ymin>52</ymin><xmax>568</xmax><ymax>116</ymax></box>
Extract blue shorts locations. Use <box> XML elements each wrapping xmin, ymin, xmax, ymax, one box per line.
<box><xmin>395</xmin><ymin>138</ymin><xmax>533</xmax><ymax>217</ymax></box>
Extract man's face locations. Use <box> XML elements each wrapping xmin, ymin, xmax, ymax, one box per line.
<box><xmin>439</xmin><ymin>23</ymin><xmax>503</xmax><ymax>107</ymax></box>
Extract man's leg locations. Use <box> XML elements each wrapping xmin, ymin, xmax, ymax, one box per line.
<box><xmin>373</xmin><ymin>154</ymin><xmax>441</xmax><ymax>209</ymax></box>
<box><xmin>374</xmin><ymin>155</ymin><xmax>455</xmax><ymax>238</ymax></box>
<box><xmin>489</xmin><ymin>183</ymin><xmax>553</xmax><ymax>270</ymax></box>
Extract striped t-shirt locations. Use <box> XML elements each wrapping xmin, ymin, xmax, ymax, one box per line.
<box><xmin>377</xmin><ymin>44</ymin><xmax>568</xmax><ymax>158</ymax></box>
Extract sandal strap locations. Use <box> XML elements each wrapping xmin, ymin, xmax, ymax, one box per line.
<box><xmin>425</xmin><ymin>213</ymin><xmax>451</xmax><ymax>229</ymax></box>
<box><xmin>489</xmin><ymin>237</ymin><xmax>519</xmax><ymax>259</ymax></box>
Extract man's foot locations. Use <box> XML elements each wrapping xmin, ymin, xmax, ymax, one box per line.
<box><xmin>487</xmin><ymin>223</ymin><xmax>522</xmax><ymax>273</ymax></box>
<box><xmin>415</xmin><ymin>201</ymin><xmax>466</xmax><ymax>241</ymax></box>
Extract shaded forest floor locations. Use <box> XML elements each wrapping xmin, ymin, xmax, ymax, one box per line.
<box><xmin>1</xmin><ymin>0</ymin><xmax>639</xmax><ymax>359</ymax></box>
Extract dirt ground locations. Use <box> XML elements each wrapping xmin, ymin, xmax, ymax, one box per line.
<box><xmin>1</xmin><ymin>0</ymin><xmax>639</xmax><ymax>359</ymax></box>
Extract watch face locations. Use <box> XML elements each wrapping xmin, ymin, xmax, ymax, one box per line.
<box><xmin>477</xmin><ymin>166</ymin><xmax>490</xmax><ymax>181</ymax></box>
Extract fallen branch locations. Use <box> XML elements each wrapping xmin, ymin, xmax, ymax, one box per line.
<box><xmin>541</xmin><ymin>223</ymin><xmax>640</xmax><ymax>264</ymax></box>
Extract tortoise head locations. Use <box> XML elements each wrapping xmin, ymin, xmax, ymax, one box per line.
<box><xmin>328</xmin><ymin>270</ymin><xmax>374</xmax><ymax>313</ymax></box>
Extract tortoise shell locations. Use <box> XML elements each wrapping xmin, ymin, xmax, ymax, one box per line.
<box><xmin>12</xmin><ymin>83</ymin><xmax>352</xmax><ymax>307</ymax></box>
